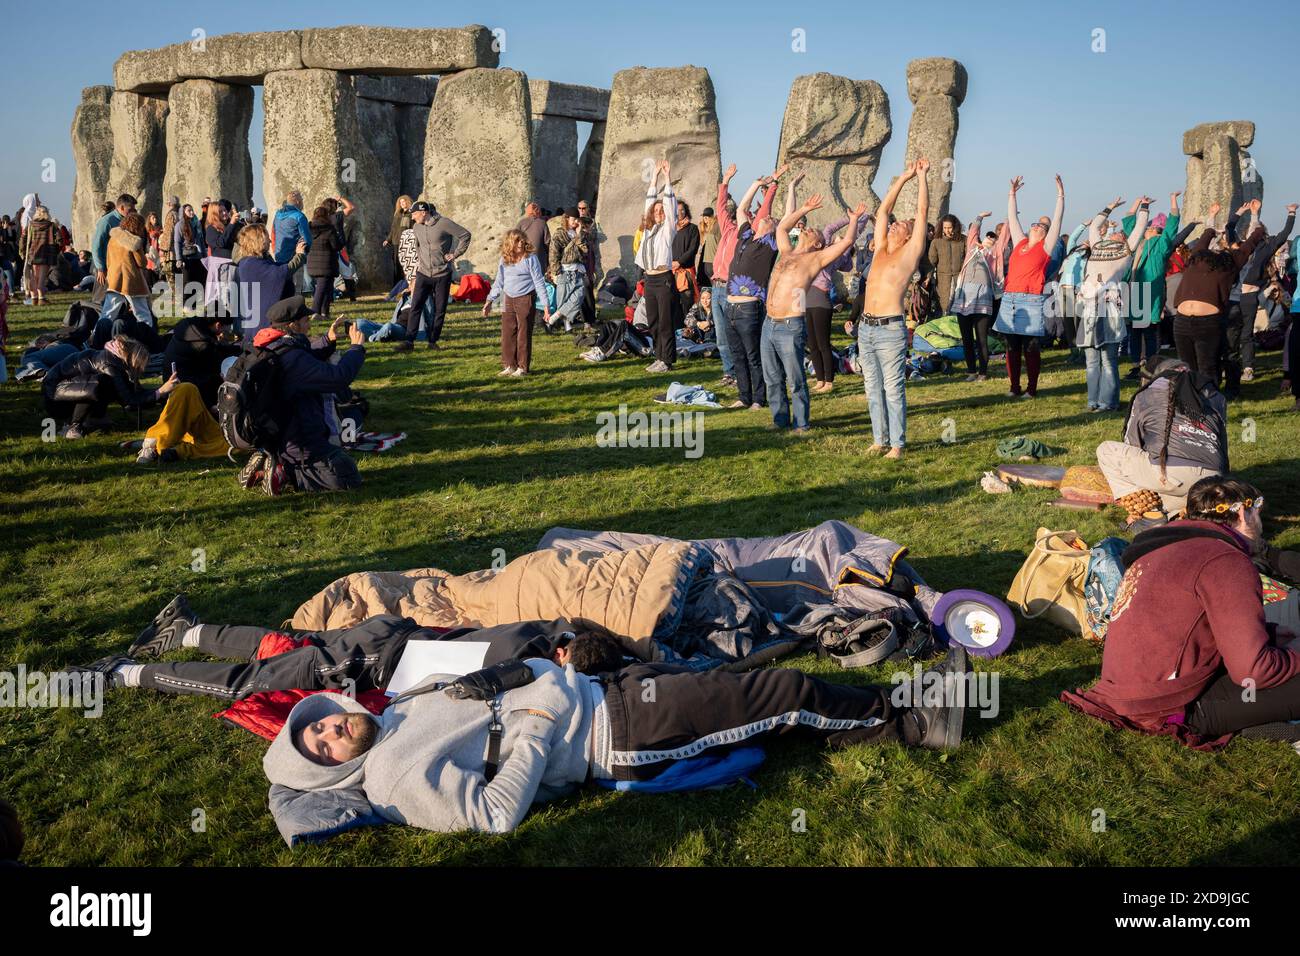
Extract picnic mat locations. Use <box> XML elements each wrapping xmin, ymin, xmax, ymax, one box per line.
<box><xmin>996</xmin><ymin>464</ymin><xmax>1066</xmax><ymax>488</ymax></box>
<box><xmin>1060</xmin><ymin>465</ymin><xmax>1114</xmax><ymax>504</ymax></box>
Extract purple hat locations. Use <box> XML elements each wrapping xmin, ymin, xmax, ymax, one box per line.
<box><xmin>1150</xmin><ymin>213</ymin><xmax>1167</xmax><ymax>230</ymax></box>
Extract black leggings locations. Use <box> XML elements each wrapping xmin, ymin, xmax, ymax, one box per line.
<box><xmin>643</xmin><ymin>271</ymin><xmax>676</xmax><ymax>366</ymax></box>
<box><xmin>957</xmin><ymin>311</ymin><xmax>992</xmax><ymax>374</ymax></box>
<box><xmin>311</xmin><ymin>275</ymin><xmax>334</xmax><ymax>318</ymax></box>
<box><xmin>807</xmin><ymin>306</ymin><xmax>835</xmax><ymax>382</ymax></box>
<box><xmin>1173</xmin><ymin>314</ymin><xmax>1224</xmax><ymax>384</ymax></box>
<box><xmin>1238</xmin><ymin>291</ymin><xmax>1260</xmax><ymax>372</ymax></box>
<box><xmin>1222</xmin><ymin>302</ymin><xmax>1244</xmax><ymax>394</ymax></box>
<box><xmin>1188</xmin><ymin>669</ymin><xmax>1300</xmax><ymax>737</ymax></box>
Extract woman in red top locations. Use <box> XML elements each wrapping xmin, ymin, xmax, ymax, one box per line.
<box><xmin>993</xmin><ymin>175</ymin><xmax>1065</xmax><ymax>398</ymax></box>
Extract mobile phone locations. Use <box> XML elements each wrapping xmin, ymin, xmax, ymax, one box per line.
<box><xmin>170</xmin><ymin>363</ymin><xmax>177</xmax><ymax>376</ymax></box>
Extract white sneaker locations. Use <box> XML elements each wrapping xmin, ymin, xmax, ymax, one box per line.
<box><xmin>135</xmin><ymin>438</ymin><xmax>158</xmax><ymax>464</ymax></box>
<box><xmin>498</xmin><ymin>367</ymin><xmax>516</xmax><ymax>376</ymax></box>
<box><xmin>510</xmin><ymin>367</ymin><xmax>527</xmax><ymax>377</ymax></box>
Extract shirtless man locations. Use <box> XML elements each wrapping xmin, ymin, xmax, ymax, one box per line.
<box><xmin>858</xmin><ymin>159</ymin><xmax>930</xmax><ymax>459</ymax></box>
<box><xmin>760</xmin><ymin>187</ymin><xmax>868</xmax><ymax>432</ymax></box>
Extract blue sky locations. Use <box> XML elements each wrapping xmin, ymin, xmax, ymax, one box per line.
<box><xmin>5</xmin><ymin>0</ymin><xmax>1298</xmax><ymax>232</ymax></box>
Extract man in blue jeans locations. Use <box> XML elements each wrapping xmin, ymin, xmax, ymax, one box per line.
<box><xmin>857</xmin><ymin>159</ymin><xmax>930</xmax><ymax>459</ymax></box>
<box><xmin>763</xmin><ymin>189</ymin><xmax>868</xmax><ymax>432</ymax></box>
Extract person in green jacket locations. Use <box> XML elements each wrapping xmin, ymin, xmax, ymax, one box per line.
<box><xmin>1122</xmin><ymin>192</ymin><xmax>1196</xmax><ymax>377</ymax></box>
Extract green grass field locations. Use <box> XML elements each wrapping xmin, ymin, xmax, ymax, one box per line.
<box><xmin>3</xmin><ymin>292</ymin><xmax>1298</xmax><ymax>866</ymax></box>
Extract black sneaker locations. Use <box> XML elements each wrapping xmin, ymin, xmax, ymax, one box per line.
<box><xmin>393</xmin><ymin>340</ymin><xmax>414</xmax><ymax>353</ymax></box>
<box><xmin>910</xmin><ymin>644</ymin><xmax>970</xmax><ymax>750</ymax></box>
<box><xmin>263</xmin><ymin>459</ymin><xmax>288</xmax><ymax>496</ymax></box>
<box><xmin>1238</xmin><ymin>721</ymin><xmax>1300</xmax><ymax>742</ymax></box>
<box><xmin>238</xmin><ymin>450</ymin><xmax>269</xmax><ymax>489</ymax></box>
<box><xmin>66</xmin><ymin>654</ymin><xmax>136</xmax><ymax>690</ymax></box>
<box><xmin>129</xmin><ymin>594</ymin><xmax>198</xmax><ymax>658</ymax></box>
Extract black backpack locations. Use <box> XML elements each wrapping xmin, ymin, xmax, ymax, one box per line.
<box><xmin>217</xmin><ymin>339</ymin><xmax>291</xmax><ymax>453</ymax></box>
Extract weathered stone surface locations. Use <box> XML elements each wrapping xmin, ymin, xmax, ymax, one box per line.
<box><xmin>1238</xmin><ymin>148</ymin><xmax>1264</xmax><ymax>206</ymax></box>
<box><xmin>905</xmin><ymin>57</ymin><xmax>968</xmax><ymax>103</ymax></box>
<box><xmin>357</xmin><ymin>98</ymin><xmax>401</xmax><ymax>210</ymax></box>
<box><xmin>105</xmin><ymin>92</ymin><xmax>169</xmax><ymax>219</ymax></box>
<box><xmin>1183</xmin><ymin>155</ymin><xmax>1205</xmax><ymax>228</ymax></box>
<box><xmin>1183</xmin><ymin>121</ymin><xmax>1255</xmax><ymax>156</ymax></box>
<box><xmin>1184</xmin><ymin>134</ymin><xmax>1243</xmax><ymax>226</ymax></box>
<box><xmin>396</xmin><ymin>105</ymin><xmax>429</xmax><ymax>199</ymax></box>
<box><xmin>422</xmin><ymin>68</ymin><xmax>533</xmax><ymax>272</ymax></box>
<box><xmin>301</xmin><ymin>25</ymin><xmax>498</xmax><ymax>75</ymax></box>
<box><xmin>595</xmin><ymin>66</ymin><xmax>721</xmax><ymax>280</ymax></box>
<box><xmin>528</xmin><ymin>80</ymin><xmax>609</xmax><ymax>122</ymax></box>
<box><xmin>532</xmin><ymin>116</ymin><xmax>579</xmax><ymax>212</ymax></box>
<box><xmin>894</xmin><ymin>58</ymin><xmax>966</xmax><ymax>223</ymax></box>
<box><xmin>263</xmin><ymin>69</ymin><xmax>391</xmax><ymax>288</ymax></box>
<box><xmin>174</xmin><ymin>30</ymin><xmax>302</xmax><ymax>83</ymax></box>
<box><xmin>163</xmin><ymin>80</ymin><xmax>254</xmax><ymax>212</ymax></box>
<box><xmin>113</xmin><ymin>47</ymin><xmax>179</xmax><ymax>93</ymax></box>
<box><xmin>71</xmin><ymin>86</ymin><xmax>115</xmax><ymax>247</ymax></box>
<box><xmin>774</xmin><ymin>73</ymin><xmax>891</xmax><ymax>226</ymax></box>
<box><xmin>577</xmin><ymin>122</ymin><xmax>604</xmax><ymax>208</ymax></box>
<box><xmin>355</xmin><ymin>75</ymin><xmax>438</xmax><ymax>105</ymax></box>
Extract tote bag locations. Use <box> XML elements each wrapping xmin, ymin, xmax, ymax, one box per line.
<box><xmin>1006</xmin><ymin>528</ymin><xmax>1090</xmax><ymax>635</ymax></box>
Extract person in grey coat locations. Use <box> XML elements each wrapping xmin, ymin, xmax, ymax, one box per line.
<box><xmin>394</xmin><ymin>201</ymin><xmax>471</xmax><ymax>352</ymax></box>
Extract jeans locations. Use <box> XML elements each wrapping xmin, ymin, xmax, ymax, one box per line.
<box><xmin>391</xmin><ymin>291</ymin><xmax>433</xmax><ymax>340</ymax></box>
<box><xmin>100</xmin><ymin>291</ymin><xmax>155</xmax><ymax>328</ymax></box>
<box><xmin>857</xmin><ymin>319</ymin><xmax>908</xmax><ymax>447</ymax></box>
<box><xmin>1127</xmin><ymin>323</ymin><xmax>1160</xmax><ymax>368</ymax></box>
<box><xmin>1084</xmin><ymin>342</ymin><xmax>1120</xmax><ymax>409</ymax></box>
<box><xmin>554</xmin><ymin>268</ymin><xmax>586</xmax><ymax>326</ymax></box>
<box><xmin>760</xmin><ymin>315</ymin><xmax>809</xmax><ymax>429</ymax></box>
<box><xmin>726</xmin><ymin>298</ymin><xmax>766</xmax><ymax>407</ymax></box>
<box><xmin>711</xmin><ymin>282</ymin><xmax>733</xmax><ymax>376</ymax></box>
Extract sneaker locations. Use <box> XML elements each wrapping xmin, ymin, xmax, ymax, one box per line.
<box><xmin>498</xmin><ymin>367</ymin><xmax>517</xmax><ymax>376</ymax></box>
<box><xmin>910</xmin><ymin>644</ymin><xmax>970</xmax><ymax>751</ymax></box>
<box><xmin>262</xmin><ymin>459</ymin><xmax>288</xmax><ymax>496</ymax></box>
<box><xmin>726</xmin><ymin>400</ymin><xmax>746</xmax><ymax>409</ymax></box>
<box><xmin>510</xmin><ymin>367</ymin><xmax>527</xmax><ymax>376</ymax></box>
<box><xmin>135</xmin><ymin>438</ymin><xmax>159</xmax><ymax>465</ymax></box>
<box><xmin>238</xmin><ymin>450</ymin><xmax>269</xmax><ymax>489</ymax></box>
<box><xmin>392</xmin><ymin>341</ymin><xmax>414</xmax><ymax>353</ymax></box>
<box><xmin>1241</xmin><ymin>367</ymin><xmax>1255</xmax><ymax>383</ymax></box>
<box><xmin>63</xmin><ymin>423</ymin><xmax>87</xmax><ymax>440</ymax></box>
<box><xmin>645</xmin><ymin>360</ymin><xmax>668</xmax><ymax>373</ymax></box>
<box><xmin>1020</xmin><ymin>392</ymin><xmax>1035</xmax><ymax>400</ymax></box>
<box><xmin>66</xmin><ymin>654</ymin><xmax>134</xmax><ymax>690</ymax></box>
<box><xmin>427</xmin><ymin>342</ymin><xmax>442</xmax><ymax>350</ymax></box>
<box><xmin>975</xmin><ymin>374</ymin><xmax>989</xmax><ymax>382</ymax></box>
<box><xmin>581</xmin><ymin>349</ymin><xmax>605</xmax><ymax>363</ymax></box>
<box><xmin>964</xmin><ymin>373</ymin><xmax>978</xmax><ymax>382</ymax></box>
<box><xmin>129</xmin><ymin>594</ymin><xmax>199</xmax><ymax>658</ymax></box>
<box><xmin>1238</xmin><ymin>720</ymin><xmax>1300</xmax><ymax>742</ymax></box>
<box><xmin>23</xmin><ymin>297</ymin><xmax>34</xmax><ymax>307</ymax></box>
<box><xmin>749</xmin><ymin>402</ymin><xmax>764</xmax><ymax>411</ymax></box>
<box><xmin>792</xmin><ymin>426</ymin><xmax>810</xmax><ymax>435</ymax></box>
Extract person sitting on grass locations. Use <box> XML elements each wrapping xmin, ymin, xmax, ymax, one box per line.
<box><xmin>1096</xmin><ymin>355</ymin><xmax>1227</xmax><ymax>530</ymax></box>
<box><xmin>134</xmin><ymin>379</ymin><xmax>230</xmax><ymax>465</ymax></box>
<box><xmin>237</xmin><ymin>295</ymin><xmax>367</xmax><ymax>495</ymax></box>
<box><xmin>1062</xmin><ymin>476</ymin><xmax>1300</xmax><ymax>746</ymax></box>
<box><xmin>68</xmin><ymin>594</ymin><xmax>624</xmax><ymax>701</ymax></box>
<box><xmin>164</xmin><ymin>309</ymin><xmax>243</xmax><ymax>409</ymax></box>
<box><xmin>41</xmin><ymin>334</ymin><xmax>181</xmax><ymax>439</ymax></box>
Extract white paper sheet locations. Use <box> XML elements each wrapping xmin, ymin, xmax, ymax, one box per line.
<box><xmin>384</xmin><ymin>641</ymin><xmax>490</xmax><ymax>697</ymax></box>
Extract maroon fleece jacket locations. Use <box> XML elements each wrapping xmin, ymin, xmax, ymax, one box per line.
<box><xmin>1063</xmin><ymin>520</ymin><xmax>1300</xmax><ymax>741</ymax></box>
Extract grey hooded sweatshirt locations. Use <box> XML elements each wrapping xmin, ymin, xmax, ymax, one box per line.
<box><xmin>410</xmin><ymin>213</ymin><xmax>472</xmax><ymax>279</ymax></box>
<box><xmin>263</xmin><ymin>659</ymin><xmax>609</xmax><ymax>834</ymax></box>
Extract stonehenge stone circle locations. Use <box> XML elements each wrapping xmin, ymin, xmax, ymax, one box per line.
<box><xmin>355</xmin><ymin>75</ymin><xmax>438</xmax><ymax>106</ymax></box>
<box><xmin>577</xmin><ymin>123</ymin><xmax>605</xmax><ymax>210</ymax></box>
<box><xmin>300</xmin><ymin>26</ymin><xmax>498</xmax><ymax>75</ymax></box>
<box><xmin>529</xmin><ymin>80</ymin><xmax>610</xmax><ymax>123</ymax></box>
<box><xmin>356</xmin><ymin>98</ymin><xmax>402</xmax><ymax>210</ymax></box>
<box><xmin>105</xmin><ymin>91</ymin><xmax>169</xmax><ymax>223</ymax></box>
<box><xmin>532</xmin><ymin>116</ymin><xmax>580</xmax><ymax>213</ymax></box>
<box><xmin>423</xmin><ymin>68</ymin><xmax>534</xmax><ymax>273</ymax></box>
<box><xmin>596</xmin><ymin>66</ymin><xmax>721</xmax><ymax>281</ymax></box>
<box><xmin>774</xmin><ymin>73</ymin><xmax>892</xmax><ymax>227</ymax></box>
<box><xmin>163</xmin><ymin>80</ymin><xmax>254</xmax><ymax>212</ymax></box>
<box><xmin>894</xmin><ymin>57</ymin><xmax>967</xmax><ymax>223</ymax></box>
<box><xmin>263</xmin><ymin>69</ymin><xmax>390</xmax><ymax>284</ymax></box>
<box><xmin>1182</xmin><ymin>121</ymin><xmax>1259</xmax><ymax>225</ymax></box>
<box><xmin>396</xmin><ymin>105</ymin><xmax>430</xmax><ymax>200</ymax></box>
<box><xmin>174</xmin><ymin>31</ymin><xmax>303</xmax><ymax>84</ymax></box>
<box><xmin>71</xmin><ymin>86</ymin><xmax>115</xmax><ymax>247</ymax></box>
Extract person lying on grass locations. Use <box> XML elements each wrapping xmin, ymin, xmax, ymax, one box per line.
<box><xmin>1062</xmin><ymin>475</ymin><xmax>1300</xmax><ymax>746</ymax></box>
<box><xmin>69</xmin><ymin>594</ymin><xmax>622</xmax><ymax>700</ymax></box>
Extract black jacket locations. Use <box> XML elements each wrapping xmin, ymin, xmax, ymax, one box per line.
<box><xmin>306</xmin><ymin>222</ymin><xmax>343</xmax><ymax>278</ymax></box>
<box><xmin>206</xmin><ymin>222</ymin><xmax>242</xmax><ymax>259</ymax></box>
<box><xmin>165</xmin><ymin>317</ymin><xmax>243</xmax><ymax>406</ymax></box>
<box><xmin>672</xmin><ymin>223</ymin><xmax>700</xmax><ymax>271</ymax></box>
<box><xmin>42</xmin><ymin>348</ymin><xmax>158</xmax><ymax>409</ymax></box>
<box><xmin>263</xmin><ymin>330</ymin><xmax>365</xmax><ymax>459</ymax></box>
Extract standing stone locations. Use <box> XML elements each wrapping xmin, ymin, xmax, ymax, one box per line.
<box><xmin>894</xmin><ymin>57</ymin><xmax>967</xmax><ymax>223</ymax></box>
<box><xmin>163</xmin><ymin>80</ymin><xmax>253</xmax><ymax>211</ymax></box>
<box><xmin>71</xmin><ymin>86</ymin><xmax>115</xmax><ymax>248</ymax></box>
<box><xmin>532</xmin><ymin>115</ymin><xmax>579</xmax><ymax>212</ymax></box>
<box><xmin>774</xmin><ymin>73</ymin><xmax>891</xmax><ymax>228</ymax></box>
<box><xmin>356</xmin><ymin>98</ymin><xmax>402</xmax><ymax>210</ymax></box>
<box><xmin>1182</xmin><ymin>121</ymin><xmax>1258</xmax><ymax>225</ymax></box>
<box><xmin>106</xmin><ymin>92</ymin><xmax>169</xmax><ymax>218</ymax></box>
<box><xmin>577</xmin><ymin>122</ymin><xmax>604</xmax><ymax>208</ymax></box>
<box><xmin>422</xmin><ymin>68</ymin><xmax>534</xmax><ymax>273</ymax></box>
<box><xmin>1196</xmin><ymin>134</ymin><xmax>1243</xmax><ymax>226</ymax></box>
<box><xmin>396</xmin><ymin>105</ymin><xmax>429</xmax><ymax>199</ymax></box>
<box><xmin>1239</xmin><ymin>148</ymin><xmax>1264</xmax><ymax>206</ymax></box>
<box><xmin>263</xmin><ymin>69</ymin><xmax>391</xmax><ymax>288</ymax></box>
<box><xmin>595</xmin><ymin>66</ymin><xmax>721</xmax><ymax>282</ymax></box>
<box><xmin>1183</xmin><ymin>155</ymin><xmax>1205</xmax><ymax>230</ymax></box>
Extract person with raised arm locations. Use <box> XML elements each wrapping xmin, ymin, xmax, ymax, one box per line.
<box><xmin>951</xmin><ymin>210</ymin><xmax>1008</xmax><ymax>380</ymax></box>
<box><xmin>762</xmin><ymin>184</ymin><xmax>868</xmax><ymax>432</ymax></box>
<box><xmin>857</xmin><ymin>159</ymin><xmax>931</xmax><ymax>460</ymax></box>
<box><xmin>993</xmin><ymin>174</ymin><xmax>1065</xmax><ymax>399</ymax></box>
<box><xmin>634</xmin><ymin>159</ymin><xmax>679</xmax><ymax>372</ymax></box>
